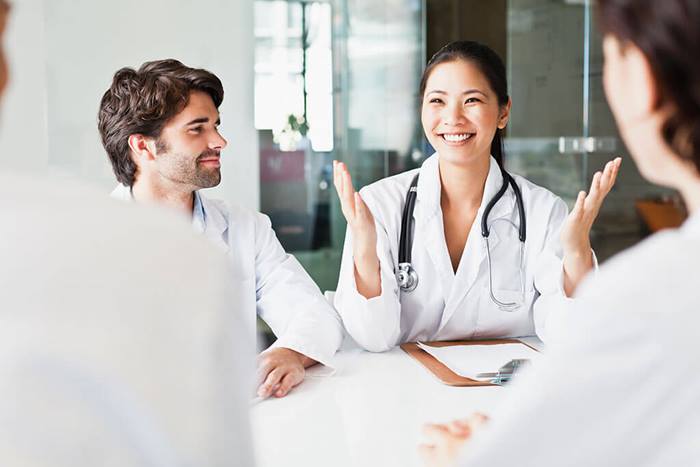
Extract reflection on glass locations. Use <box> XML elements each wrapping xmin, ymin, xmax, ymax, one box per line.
<box><xmin>254</xmin><ymin>0</ymin><xmax>425</xmax><ymax>292</ymax></box>
<box><xmin>506</xmin><ymin>0</ymin><xmax>670</xmax><ymax>261</ymax></box>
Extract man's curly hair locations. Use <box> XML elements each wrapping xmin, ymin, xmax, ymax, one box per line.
<box><xmin>98</xmin><ymin>59</ymin><xmax>224</xmax><ymax>186</ymax></box>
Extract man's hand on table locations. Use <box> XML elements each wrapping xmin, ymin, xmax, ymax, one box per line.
<box><xmin>257</xmin><ymin>347</ymin><xmax>317</xmax><ymax>398</ymax></box>
<box><xmin>418</xmin><ymin>413</ymin><xmax>489</xmax><ymax>467</ymax></box>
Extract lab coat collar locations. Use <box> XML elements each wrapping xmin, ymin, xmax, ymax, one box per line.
<box><xmin>414</xmin><ymin>154</ymin><xmax>514</xmax><ymax>225</ymax></box>
<box><xmin>414</xmin><ymin>154</ymin><xmax>454</xmax><ymax>300</ymax></box>
<box><xmin>197</xmin><ymin>193</ymin><xmax>230</xmax><ymax>253</ymax></box>
<box><xmin>433</xmin><ymin>155</ymin><xmax>516</xmax><ymax>332</ymax></box>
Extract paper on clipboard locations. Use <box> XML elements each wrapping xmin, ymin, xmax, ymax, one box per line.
<box><xmin>416</xmin><ymin>342</ymin><xmax>539</xmax><ymax>380</ymax></box>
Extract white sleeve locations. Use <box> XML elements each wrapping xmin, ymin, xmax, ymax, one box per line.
<box><xmin>253</xmin><ymin>212</ymin><xmax>344</xmax><ymax>367</ymax></box>
<box><xmin>531</xmin><ymin>198</ymin><xmax>598</xmax><ymax>343</ymax></box>
<box><xmin>333</xmin><ymin>201</ymin><xmax>402</xmax><ymax>352</ymax></box>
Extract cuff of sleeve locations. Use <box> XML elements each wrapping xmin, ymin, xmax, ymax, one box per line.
<box><xmin>267</xmin><ymin>337</ymin><xmax>337</xmax><ymax>370</ymax></box>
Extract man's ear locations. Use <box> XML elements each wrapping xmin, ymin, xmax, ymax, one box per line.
<box><xmin>127</xmin><ymin>134</ymin><xmax>157</xmax><ymax>165</ymax></box>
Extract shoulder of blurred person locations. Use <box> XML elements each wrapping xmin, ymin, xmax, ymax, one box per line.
<box><xmin>457</xmin><ymin>216</ymin><xmax>700</xmax><ymax>467</ymax></box>
<box><xmin>0</xmin><ymin>173</ymin><xmax>255</xmax><ymax>467</ymax></box>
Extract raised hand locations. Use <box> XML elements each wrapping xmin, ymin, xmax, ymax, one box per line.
<box><xmin>333</xmin><ymin>160</ymin><xmax>381</xmax><ymax>298</ymax></box>
<box><xmin>333</xmin><ymin>160</ymin><xmax>377</xmax><ymax>249</ymax></box>
<box><xmin>561</xmin><ymin>157</ymin><xmax>622</xmax><ymax>295</ymax></box>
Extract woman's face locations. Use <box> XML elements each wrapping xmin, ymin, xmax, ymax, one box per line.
<box><xmin>421</xmin><ymin>59</ymin><xmax>509</xmax><ymax>167</ymax></box>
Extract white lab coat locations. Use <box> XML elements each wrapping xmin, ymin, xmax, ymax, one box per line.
<box><xmin>459</xmin><ymin>213</ymin><xmax>700</xmax><ymax>467</ymax></box>
<box><xmin>111</xmin><ymin>185</ymin><xmax>343</xmax><ymax>367</ymax></box>
<box><xmin>335</xmin><ymin>154</ymin><xmax>572</xmax><ymax>352</ymax></box>
<box><xmin>0</xmin><ymin>174</ymin><xmax>254</xmax><ymax>467</ymax></box>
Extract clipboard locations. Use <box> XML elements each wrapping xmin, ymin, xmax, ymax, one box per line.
<box><xmin>400</xmin><ymin>339</ymin><xmax>538</xmax><ymax>387</ymax></box>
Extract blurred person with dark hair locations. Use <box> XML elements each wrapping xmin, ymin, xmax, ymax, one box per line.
<box><xmin>99</xmin><ymin>59</ymin><xmax>343</xmax><ymax>399</ymax></box>
<box><xmin>0</xmin><ymin>3</ymin><xmax>254</xmax><ymax>465</ymax></box>
<box><xmin>420</xmin><ymin>1</ymin><xmax>700</xmax><ymax>466</ymax></box>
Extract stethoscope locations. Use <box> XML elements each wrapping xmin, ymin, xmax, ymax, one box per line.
<box><xmin>395</xmin><ymin>164</ymin><xmax>527</xmax><ymax>311</ymax></box>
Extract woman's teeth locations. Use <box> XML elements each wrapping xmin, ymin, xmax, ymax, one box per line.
<box><xmin>442</xmin><ymin>133</ymin><xmax>473</xmax><ymax>142</ymax></box>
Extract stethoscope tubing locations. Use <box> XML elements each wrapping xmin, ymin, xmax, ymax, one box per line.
<box><xmin>396</xmin><ymin>165</ymin><xmax>527</xmax><ymax>307</ymax></box>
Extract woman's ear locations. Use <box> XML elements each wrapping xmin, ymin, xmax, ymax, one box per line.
<box><xmin>627</xmin><ymin>44</ymin><xmax>661</xmax><ymax>114</ymax></box>
<box><xmin>498</xmin><ymin>97</ymin><xmax>512</xmax><ymax>130</ymax></box>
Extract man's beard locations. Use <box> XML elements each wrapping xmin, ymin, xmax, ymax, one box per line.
<box><xmin>156</xmin><ymin>139</ymin><xmax>221</xmax><ymax>189</ymax></box>
<box><xmin>192</xmin><ymin>150</ymin><xmax>222</xmax><ymax>188</ymax></box>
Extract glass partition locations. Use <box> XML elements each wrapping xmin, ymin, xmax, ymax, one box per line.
<box><xmin>254</xmin><ymin>0</ymin><xmax>425</xmax><ymax>291</ymax></box>
<box><xmin>505</xmin><ymin>0</ymin><xmax>669</xmax><ymax>261</ymax></box>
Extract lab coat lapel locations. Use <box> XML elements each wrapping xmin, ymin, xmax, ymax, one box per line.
<box><xmin>415</xmin><ymin>155</ymin><xmax>455</xmax><ymax>300</ymax></box>
<box><xmin>438</xmin><ymin>157</ymin><xmax>507</xmax><ymax>331</ymax></box>
<box><xmin>198</xmin><ymin>194</ymin><xmax>231</xmax><ymax>254</ymax></box>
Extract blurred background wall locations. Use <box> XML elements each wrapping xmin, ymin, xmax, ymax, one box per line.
<box><xmin>0</xmin><ymin>0</ymin><xmax>259</xmax><ymax>209</ymax></box>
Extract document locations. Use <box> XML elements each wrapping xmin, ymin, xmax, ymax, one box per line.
<box><xmin>417</xmin><ymin>342</ymin><xmax>539</xmax><ymax>380</ymax></box>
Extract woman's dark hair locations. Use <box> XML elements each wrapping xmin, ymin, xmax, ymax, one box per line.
<box><xmin>419</xmin><ymin>41</ymin><xmax>509</xmax><ymax>167</ymax></box>
<box><xmin>98</xmin><ymin>59</ymin><xmax>224</xmax><ymax>186</ymax></box>
<box><xmin>597</xmin><ymin>0</ymin><xmax>700</xmax><ymax>172</ymax></box>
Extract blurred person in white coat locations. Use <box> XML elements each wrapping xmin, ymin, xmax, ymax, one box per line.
<box><xmin>99</xmin><ymin>60</ymin><xmax>343</xmax><ymax>399</ymax></box>
<box><xmin>420</xmin><ymin>1</ymin><xmax>700</xmax><ymax>466</ymax></box>
<box><xmin>333</xmin><ymin>41</ymin><xmax>620</xmax><ymax>351</ymax></box>
<box><xmin>0</xmin><ymin>4</ymin><xmax>254</xmax><ymax>466</ymax></box>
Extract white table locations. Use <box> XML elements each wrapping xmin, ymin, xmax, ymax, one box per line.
<box><xmin>251</xmin><ymin>346</ymin><xmax>510</xmax><ymax>467</ymax></box>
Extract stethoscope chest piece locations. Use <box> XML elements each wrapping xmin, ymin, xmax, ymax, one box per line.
<box><xmin>396</xmin><ymin>262</ymin><xmax>418</xmax><ymax>292</ymax></box>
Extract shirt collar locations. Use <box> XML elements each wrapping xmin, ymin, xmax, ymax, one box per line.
<box><xmin>191</xmin><ymin>191</ymin><xmax>206</xmax><ymax>234</ymax></box>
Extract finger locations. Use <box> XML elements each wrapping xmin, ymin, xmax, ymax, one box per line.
<box><xmin>340</xmin><ymin>163</ymin><xmax>356</xmax><ymax>214</ymax></box>
<box><xmin>446</xmin><ymin>420</ymin><xmax>471</xmax><ymax>437</ymax></box>
<box><xmin>571</xmin><ymin>190</ymin><xmax>586</xmax><ymax>217</ymax></box>
<box><xmin>609</xmin><ymin>157</ymin><xmax>622</xmax><ymax>188</ymax></box>
<box><xmin>333</xmin><ymin>163</ymin><xmax>356</xmax><ymax>220</ymax></box>
<box><xmin>274</xmin><ymin>369</ymin><xmax>304</xmax><ymax>398</ymax></box>
<box><xmin>255</xmin><ymin>357</ymin><xmax>275</xmax><ymax>387</ymax></box>
<box><xmin>354</xmin><ymin>192</ymin><xmax>373</xmax><ymax>224</ymax></box>
<box><xmin>468</xmin><ymin>412</ymin><xmax>490</xmax><ymax>426</ymax></box>
<box><xmin>332</xmin><ymin>160</ymin><xmax>344</xmax><ymax>200</ymax></box>
<box><xmin>590</xmin><ymin>171</ymin><xmax>602</xmax><ymax>194</ymax></box>
<box><xmin>599</xmin><ymin>160</ymin><xmax>614</xmax><ymax>191</ymax></box>
<box><xmin>586</xmin><ymin>171</ymin><xmax>603</xmax><ymax>205</ymax></box>
<box><xmin>257</xmin><ymin>367</ymin><xmax>285</xmax><ymax>397</ymax></box>
<box><xmin>422</xmin><ymin>423</ymin><xmax>452</xmax><ymax>444</ymax></box>
<box><xmin>332</xmin><ymin>160</ymin><xmax>339</xmax><ymax>190</ymax></box>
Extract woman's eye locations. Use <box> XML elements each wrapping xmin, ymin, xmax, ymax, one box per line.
<box><xmin>429</xmin><ymin>98</ymin><xmax>443</xmax><ymax>104</ymax></box>
<box><xmin>189</xmin><ymin>127</ymin><xmax>203</xmax><ymax>134</ymax></box>
<box><xmin>465</xmin><ymin>97</ymin><xmax>480</xmax><ymax>104</ymax></box>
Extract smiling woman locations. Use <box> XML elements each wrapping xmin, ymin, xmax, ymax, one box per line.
<box><xmin>332</xmin><ymin>40</ymin><xmax>621</xmax><ymax>352</ymax></box>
